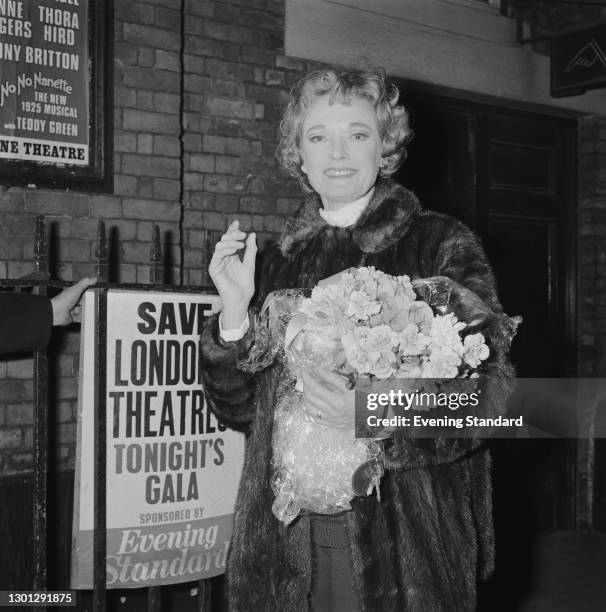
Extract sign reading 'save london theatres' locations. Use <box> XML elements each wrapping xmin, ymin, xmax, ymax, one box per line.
<box><xmin>72</xmin><ymin>290</ymin><xmax>245</xmax><ymax>589</ymax></box>
<box><xmin>0</xmin><ymin>0</ymin><xmax>89</xmax><ymax>165</ymax></box>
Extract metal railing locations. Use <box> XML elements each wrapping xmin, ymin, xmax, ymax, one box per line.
<box><xmin>0</xmin><ymin>216</ymin><xmax>222</xmax><ymax>611</ymax></box>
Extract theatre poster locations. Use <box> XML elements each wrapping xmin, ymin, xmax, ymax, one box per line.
<box><xmin>72</xmin><ymin>289</ymin><xmax>246</xmax><ymax>589</ymax></box>
<box><xmin>0</xmin><ymin>0</ymin><xmax>111</xmax><ymax>188</ymax></box>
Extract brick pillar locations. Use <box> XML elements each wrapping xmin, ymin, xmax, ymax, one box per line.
<box><xmin>180</xmin><ymin>0</ymin><xmax>323</xmax><ymax>285</ymax></box>
<box><xmin>578</xmin><ymin>116</ymin><xmax>606</xmax><ymax>530</ymax></box>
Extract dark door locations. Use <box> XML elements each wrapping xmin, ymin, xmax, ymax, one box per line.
<box><xmin>394</xmin><ymin>87</ymin><xmax>578</xmax><ymax>609</ymax></box>
<box><xmin>396</xmin><ymin>93</ymin><xmax>577</xmax><ymax>379</ymax></box>
<box><xmin>475</xmin><ymin>109</ymin><xmax>577</xmax><ymax>609</ymax></box>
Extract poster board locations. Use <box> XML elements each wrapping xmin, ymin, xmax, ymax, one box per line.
<box><xmin>72</xmin><ymin>289</ymin><xmax>245</xmax><ymax>589</ymax></box>
<box><xmin>0</xmin><ymin>0</ymin><xmax>112</xmax><ymax>190</ymax></box>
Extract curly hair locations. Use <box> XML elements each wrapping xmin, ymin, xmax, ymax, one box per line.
<box><xmin>277</xmin><ymin>68</ymin><xmax>413</xmax><ymax>192</ymax></box>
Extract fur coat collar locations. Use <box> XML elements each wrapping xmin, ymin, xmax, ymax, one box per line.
<box><xmin>279</xmin><ymin>179</ymin><xmax>422</xmax><ymax>256</ymax></box>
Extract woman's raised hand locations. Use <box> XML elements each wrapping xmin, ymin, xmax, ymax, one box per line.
<box><xmin>209</xmin><ymin>220</ymin><xmax>257</xmax><ymax>328</ymax></box>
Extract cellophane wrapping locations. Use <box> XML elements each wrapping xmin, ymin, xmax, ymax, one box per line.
<box><xmin>245</xmin><ymin>271</ymin><xmax>520</xmax><ymax>526</ymax></box>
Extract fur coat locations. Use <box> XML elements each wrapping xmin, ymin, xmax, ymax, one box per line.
<box><xmin>201</xmin><ymin>179</ymin><xmax>516</xmax><ymax>611</ymax></box>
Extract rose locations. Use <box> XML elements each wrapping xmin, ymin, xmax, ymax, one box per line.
<box><xmin>355</xmin><ymin>267</ymin><xmax>379</xmax><ymax>299</ymax></box>
<box><xmin>346</xmin><ymin>289</ymin><xmax>381</xmax><ymax>321</ymax></box>
<box><xmin>370</xmin><ymin>353</ymin><xmax>395</xmax><ymax>379</ymax></box>
<box><xmin>429</xmin><ymin>344</ymin><xmax>461</xmax><ymax>364</ymax></box>
<box><xmin>398</xmin><ymin>323</ymin><xmax>429</xmax><ymax>356</ymax></box>
<box><xmin>390</xmin><ymin>305</ymin><xmax>412</xmax><ymax>332</ymax></box>
<box><xmin>428</xmin><ymin>313</ymin><xmax>466</xmax><ymax>355</ymax></box>
<box><xmin>369</xmin><ymin>313</ymin><xmax>385</xmax><ymax>327</ymax></box>
<box><xmin>396</xmin><ymin>275</ymin><xmax>416</xmax><ymax>302</ymax></box>
<box><xmin>463</xmin><ymin>333</ymin><xmax>489</xmax><ymax>367</ymax></box>
<box><xmin>379</xmin><ymin>295</ymin><xmax>405</xmax><ymax>325</ymax></box>
<box><xmin>423</xmin><ymin>353</ymin><xmax>460</xmax><ymax>379</ymax></box>
<box><xmin>376</xmin><ymin>273</ymin><xmax>397</xmax><ymax>299</ymax></box>
<box><xmin>395</xmin><ymin>356</ymin><xmax>422</xmax><ymax>378</ymax></box>
<box><xmin>367</xmin><ymin>325</ymin><xmax>397</xmax><ymax>353</ymax></box>
<box><xmin>407</xmin><ymin>301</ymin><xmax>434</xmax><ymax>331</ymax></box>
<box><xmin>303</xmin><ymin>285</ymin><xmax>349</xmax><ymax>322</ymax></box>
<box><xmin>342</xmin><ymin>330</ymin><xmax>380</xmax><ymax>374</ymax></box>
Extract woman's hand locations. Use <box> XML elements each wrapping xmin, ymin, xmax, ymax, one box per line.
<box><xmin>209</xmin><ymin>220</ymin><xmax>257</xmax><ymax>329</ymax></box>
<box><xmin>300</xmin><ymin>368</ymin><xmax>355</xmax><ymax>429</ymax></box>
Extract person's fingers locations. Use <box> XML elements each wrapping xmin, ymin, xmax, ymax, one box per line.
<box><xmin>214</xmin><ymin>239</ymin><xmax>246</xmax><ymax>252</ymax></box>
<box><xmin>211</xmin><ymin>242</ymin><xmax>244</xmax><ymax>260</ymax></box>
<box><xmin>318</xmin><ymin>402</ymin><xmax>353</xmax><ymax>428</ymax></box>
<box><xmin>305</xmin><ymin>394</ymin><xmax>334</xmax><ymax>415</ymax></box>
<box><xmin>210</xmin><ymin>249</ymin><xmax>243</xmax><ymax>274</ymax></box>
<box><xmin>69</xmin><ymin>277</ymin><xmax>97</xmax><ymax>294</ymax></box>
<box><xmin>71</xmin><ymin>304</ymin><xmax>83</xmax><ymax>323</ymax></box>
<box><xmin>301</xmin><ymin>368</ymin><xmax>346</xmax><ymax>396</ymax></box>
<box><xmin>300</xmin><ymin>370</ymin><xmax>326</xmax><ymax>393</ymax></box>
<box><xmin>51</xmin><ymin>277</ymin><xmax>96</xmax><ymax>326</ymax></box>
<box><xmin>221</xmin><ymin>230</ymin><xmax>246</xmax><ymax>241</ymax></box>
<box><xmin>63</xmin><ymin>277</ymin><xmax>97</xmax><ymax>306</ymax></box>
<box><xmin>301</xmin><ymin>370</ymin><xmax>348</xmax><ymax>399</ymax></box>
<box><xmin>309</xmin><ymin>367</ymin><xmax>348</xmax><ymax>393</ymax></box>
<box><xmin>301</xmin><ymin>372</ymin><xmax>342</xmax><ymax>414</ymax></box>
<box><xmin>301</xmin><ymin>370</ymin><xmax>355</xmax><ymax>429</ymax></box>
<box><xmin>223</xmin><ymin>220</ymin><xmax>246</xmax><ymax>239</ymax></box>
<box><xmin>300</xmin><ymin>371</ymin><xmax>332</xmax><ymax>403</ymax></box>
<box><xmin>242</xmin><ymin>233</ymin><xmax>257</xmax><ymax>269</ymax></box>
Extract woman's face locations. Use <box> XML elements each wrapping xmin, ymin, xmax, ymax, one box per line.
<box><xmin>299</xmin><ymin>94</ymin><xmax>383</xmax><ymax>210</ymax></box>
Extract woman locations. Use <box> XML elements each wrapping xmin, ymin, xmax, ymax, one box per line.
<box><xmin>201</xmin><ymin>69</ymin><xmax>516</xmax><ymax>611</ymax></box>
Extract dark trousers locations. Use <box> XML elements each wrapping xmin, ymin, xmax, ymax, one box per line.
<box><xmin>308</xmin><ymin>513</ymin><xmax>359</xmax><ymax>612</ymax></box>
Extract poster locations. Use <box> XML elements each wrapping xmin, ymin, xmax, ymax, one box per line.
<box><xmin>0</xmin><ymin>0</ymin><xmax>89</xmax><ymax>165</ymax></box>
<box><xmin>72</xmin><ymin>289</ymin><xmax>245</xmax><ymax>589</ymax></box>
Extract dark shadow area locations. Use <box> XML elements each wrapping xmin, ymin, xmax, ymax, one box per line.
<box><xmin>109</xmin><ymin>226</ymin><xmax>120</xmax><ymax>283</ymax></box>
<box><xmin>164</xmin><ymin>230</ymin><xmax>174</xmax><ymax>286</ymax></box>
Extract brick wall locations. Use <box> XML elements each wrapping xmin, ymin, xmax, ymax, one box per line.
<box><xmin>579</xmin><ymin>116</ymin><xmax>606</xmax><ymax>379</ymax></box>
<box><xmin>0</xmin><ymin>0</ymin><xmax>322</xmax><ymax>476</ymax></box>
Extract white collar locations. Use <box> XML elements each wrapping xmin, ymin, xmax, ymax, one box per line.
<box><xmin>318</xmin><ymin>188</ymin><xmax>375</xmax><ymax>228</ymax></box>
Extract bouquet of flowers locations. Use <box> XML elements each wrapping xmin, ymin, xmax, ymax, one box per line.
<box><xmin>257</xmin><ymin>267</ymin><xmax>496</xmax><ymax>525</ymax></box>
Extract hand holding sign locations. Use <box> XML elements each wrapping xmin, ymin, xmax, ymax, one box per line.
<box><xmin>51</xmin><ymin>277</ymin><xmax>97</xmax><ymax>326</ymax></box>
